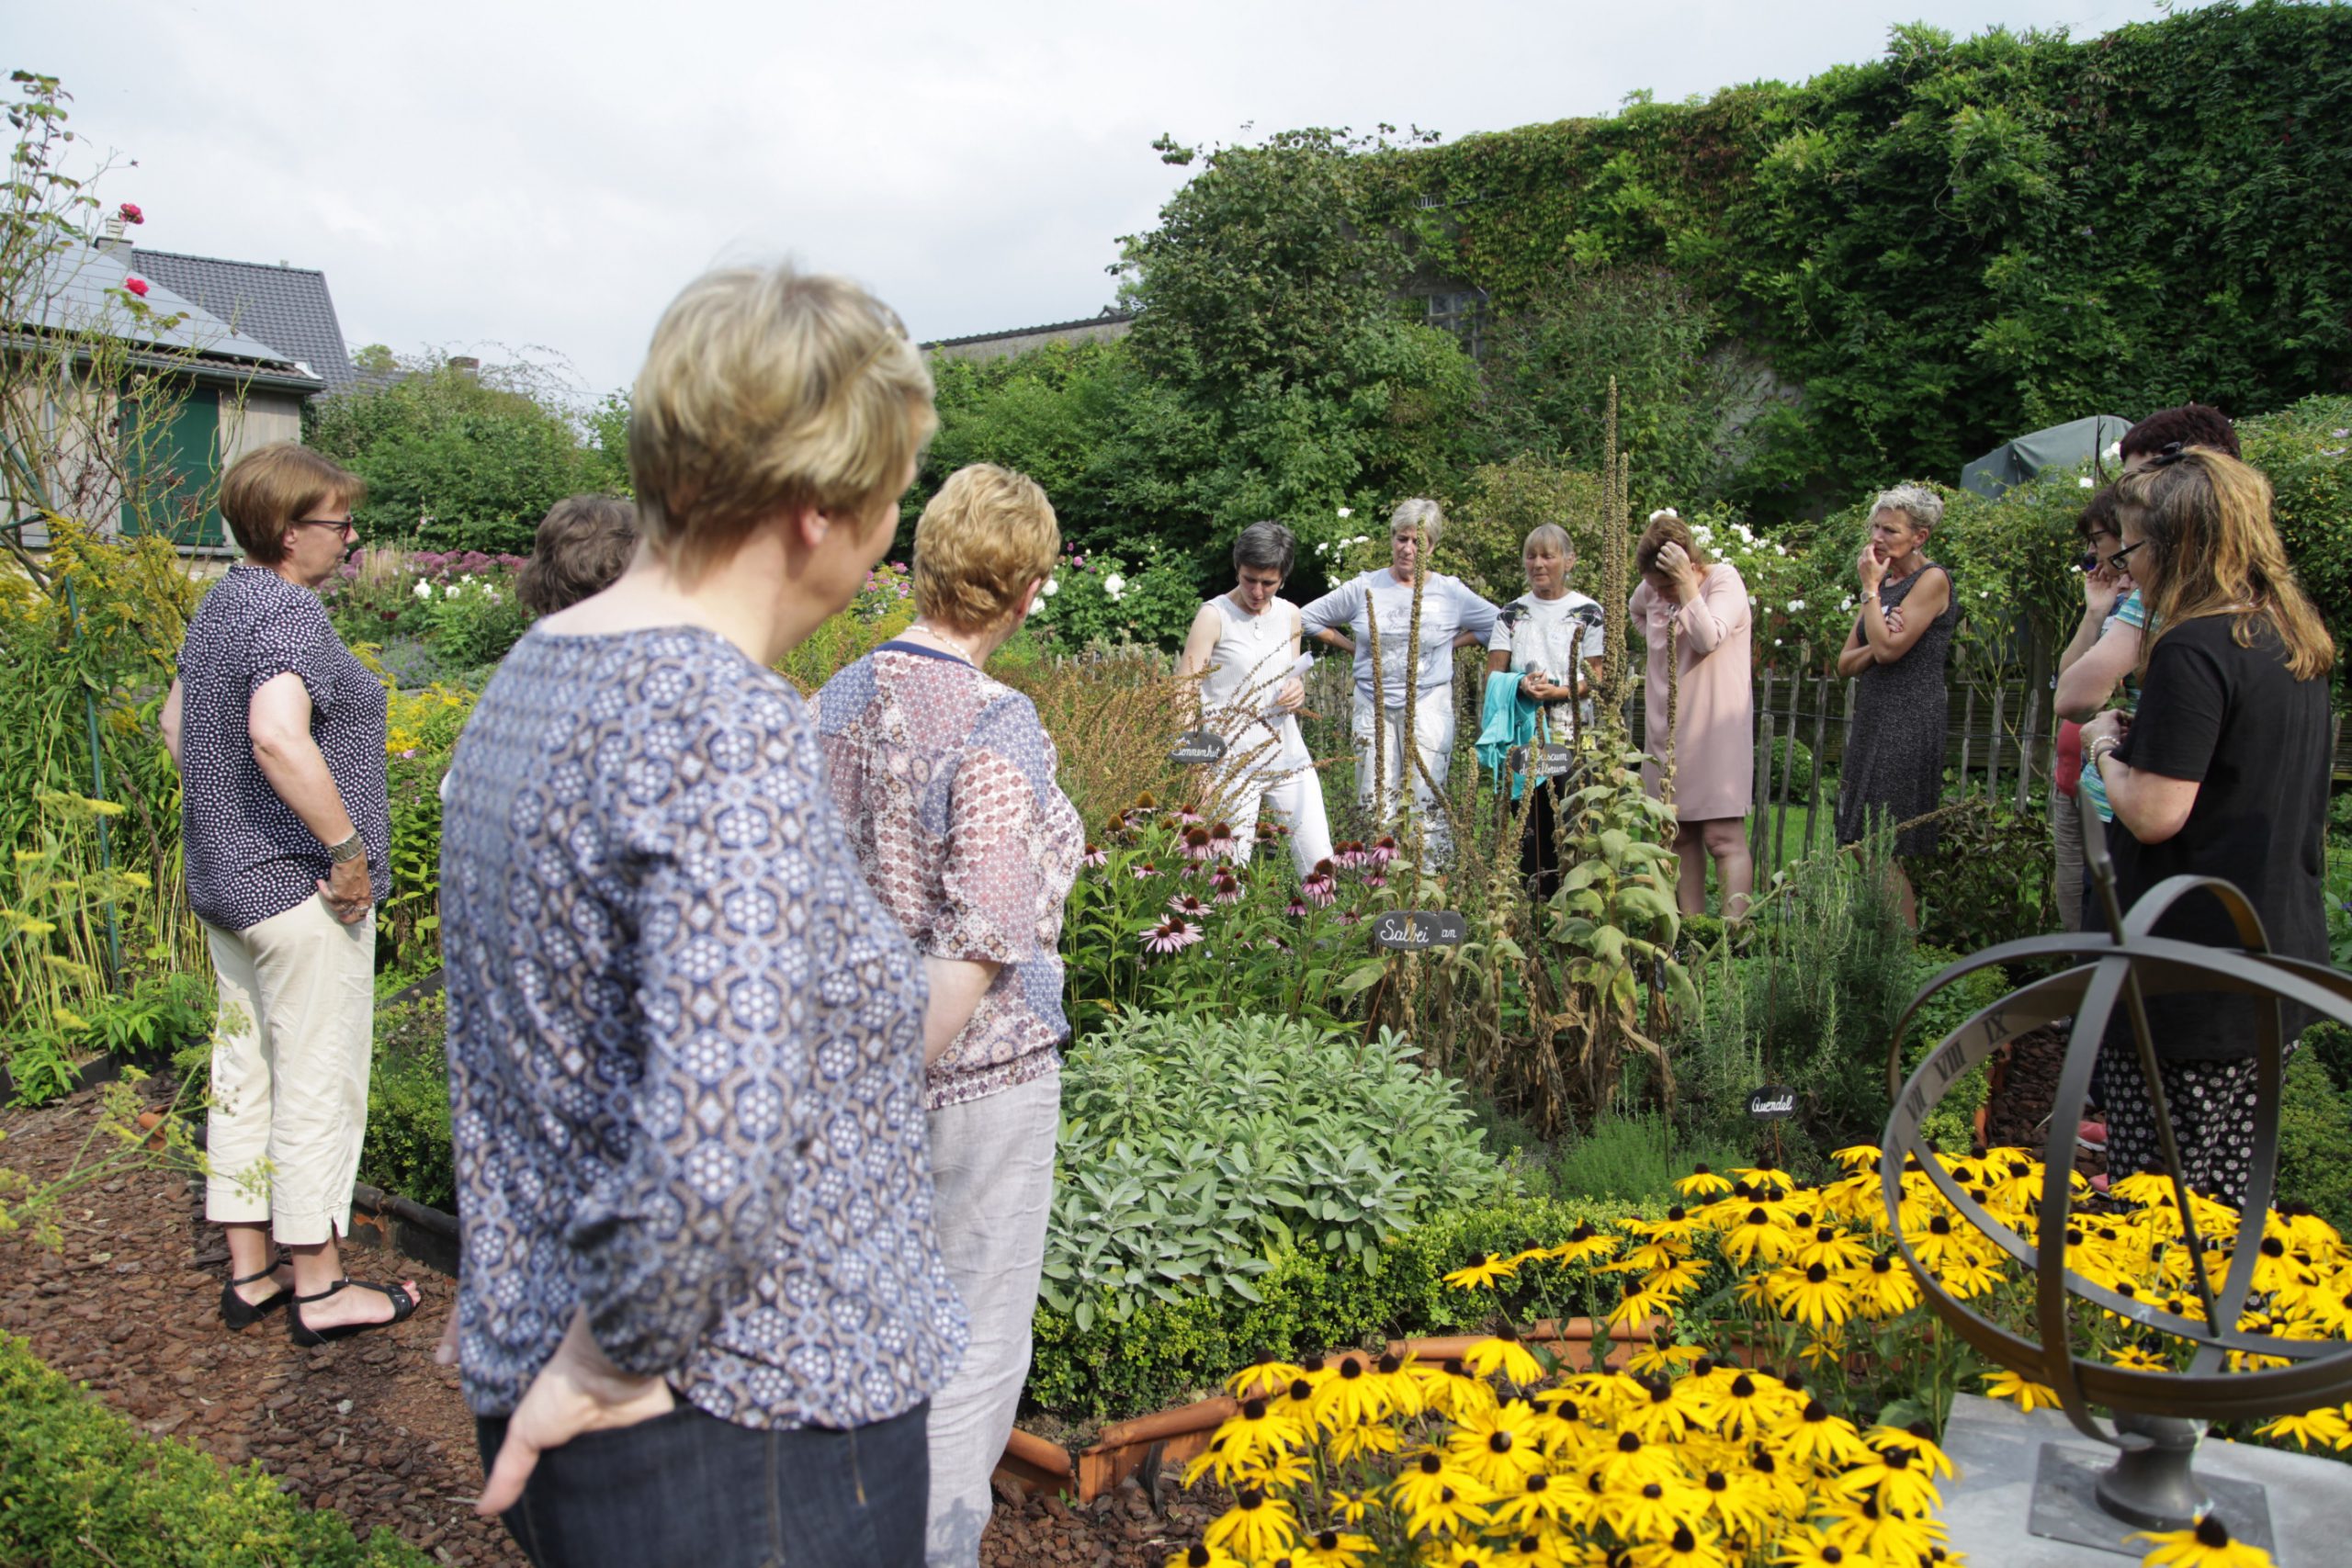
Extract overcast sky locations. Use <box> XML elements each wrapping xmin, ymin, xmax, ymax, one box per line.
<box><xmin>28</xmin><ymin>0</ymin><xmax>2196</xmax><ymax>398</ymax></box>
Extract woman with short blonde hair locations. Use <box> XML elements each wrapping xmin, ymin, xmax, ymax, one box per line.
<box><xmin>820</xmin><ymin>461</ymin><xmax>1082</xmax><ymax>1568</ymax></box>
<box><xmin>440</xmin><ymin>264</ymin><xmax>963</xmax><ymax>1568</ymax></box>
<box><xmin>161</xmin><ymin>442</ymin><xmax>419</xmax><ymax>1348</ymax></box>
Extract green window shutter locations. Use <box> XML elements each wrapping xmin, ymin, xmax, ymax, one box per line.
<box><xmin>119</xmin><ymin>386</ymin><xmax>223</xmax><ymax>547</ymax></box>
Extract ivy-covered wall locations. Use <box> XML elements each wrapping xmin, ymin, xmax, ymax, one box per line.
<box><xmin>1374</xmin><ymin>2</ymin><xmax>2352</xmax><ymax>516</ymax></box>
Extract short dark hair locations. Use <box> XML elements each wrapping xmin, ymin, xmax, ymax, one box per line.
<box><xmin>1233</xmin><ymin>520</ymin><xmax>1295</xmax><ymax>579</ymax></box>
<box><xmin>218</xmin><ymin>443</ymin><xmax>365</xmax><ymax>564</ymax></box>
<box><xmin>2074</xmin><ymin>484</ymin><xmax>2123</xmax><ymax>541</ymax></box>
<box><xmin>1635</xmin><ymin>513</ymin><xmax>1706</xmax><ymax>576</ymax></box>
<box><xmin>2121</xmin><ymin>403</ymin><xmax>2239</xmax><ymax>461</ymax></box>
<box><xmin>516</xmin><ymin>495</ymin><xmax>639</xmax><ymax>615</ymax></box>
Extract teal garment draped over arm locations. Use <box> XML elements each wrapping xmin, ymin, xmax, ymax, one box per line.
<box><xmin>1475</xmin><ymin>670</ymin><xmax>1542</xmax><ymax>801</ymax></box>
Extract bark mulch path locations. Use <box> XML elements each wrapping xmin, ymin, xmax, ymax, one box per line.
<box><xmin>0</xmin><ymin>1082</ymin><xmax>1213</xmax><ymax>1566</ymax></box>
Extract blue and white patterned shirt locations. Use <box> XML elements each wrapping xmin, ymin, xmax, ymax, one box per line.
<box><xmin>440</xmin><ymin>625</ymin><xmax>967</xmax><ymax>1428</ymax></box>
<box><xmin>175</xmin><ymin>564</ymin><xmax>389</xmax><ymax>931</ymax></box>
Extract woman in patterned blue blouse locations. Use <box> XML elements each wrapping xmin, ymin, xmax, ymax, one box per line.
<box><xmin>438</xmin><ymin>265</ymin><xmax>967</xmax><ymax>1568</ymax></box>
<box><xmin>161</xmin><ymin>443</ymin><xmax>420</xmax><ymax>1346</ymax></box>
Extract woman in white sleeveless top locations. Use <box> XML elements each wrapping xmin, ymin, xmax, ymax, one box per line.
<box><xmin>1176</xmin><ymin>522</ymin><xmax>1334</xmax><ymax>877</ymax></box>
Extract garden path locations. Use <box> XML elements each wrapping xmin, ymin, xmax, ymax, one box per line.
<box><xmin>0</xmin><ymin>1084</ymin><xmax>1206</xmax><ymax>1566</ymax></box>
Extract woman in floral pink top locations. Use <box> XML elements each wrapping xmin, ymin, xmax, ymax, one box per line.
<box><xmin>817</xmin><ymin>463</ymin><xmax>1080</xmax><ymax>1568</ymax></box>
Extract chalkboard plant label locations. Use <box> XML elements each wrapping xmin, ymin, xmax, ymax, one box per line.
<box><xmin>1370</xmin><ymin>910</ymin><xmax>1469</xmax><ymax>951</ymax></box>
<box><xmin>1507</xmin><ymin>743</ymin><xmax>1577</xmax><ymax>779</ymax></box>
<box><xmin>1170</xmin><ymin>729</ymin><xmax>1228</xmax><ymax>765</ymax></box>
<box><xmin>1747</xmin><ymin>1085</ymin><xmax>1797</xmax><ymax>1120</ymax></box>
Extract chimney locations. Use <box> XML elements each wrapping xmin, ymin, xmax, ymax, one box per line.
<box><xmin>447</xmin><ymin>355</ymin><xmax>481</xmax><ymax>378</ymax></box>
<box><xmin>97</xmin><ymin>213</ymin><xmax>132</xmax><ymax>263</ymax></box>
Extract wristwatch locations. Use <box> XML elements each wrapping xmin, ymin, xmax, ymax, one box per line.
<box><xmin>326</xmin><ymin>829</ymin><xmax>367</xmax><ymax>863</ymax></box>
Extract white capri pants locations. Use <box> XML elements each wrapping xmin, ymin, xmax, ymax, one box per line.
<box><xmin>201</xmin><ymin>896</ymin><xmax>375</xmax><ymax>1246</ymax></box>
<box><xmin>922</xmin><ymin>1068</ymin><xmax>1061</xmax><ymax>1568</ymax></box>
<box><xmin>1352</xmin><ymin>693</ymin><xmax>1459</xmax><ymax>862</ymax></box>
<box><xmin>1226</xmin><ymin>766</ymin><xmax>1335</xmax><ymax>877</ymax></box>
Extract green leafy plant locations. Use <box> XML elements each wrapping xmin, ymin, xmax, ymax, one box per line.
<box><xmin>358</xmin><ymin>993</ymin><xmax>455</xmax><ymax>1211</ymax></box>
<box><xmin>2278</xmin><ymin>1048</ymin><xmax>2352</xmax><ymax>1235</ymax></box>
<box><xmin>1043</xmin><ymin>1009</ymin><xmax>1510</xmax><ymax>1331</ymax></box>
<box><xmin>1915</xmin><ymin>793</ymin><xmax>2053</xmax><ymax>957</ymax></box>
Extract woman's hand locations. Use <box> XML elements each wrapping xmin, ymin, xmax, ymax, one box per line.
<box><xmin>319</xmin><ymin>855</ymin><xmax>372</xmax><ymax>925</ymax></box>
<box><xmin>1654</xmin><ymin>542</ymin><xmax>1702</xmax><ymax>604</ymax></box>
<box><xmin>2082</xmin><ymin>564</ymin><xmax>2123</xmax><ymax>621</ymax></box>
<box><xmin>1272</xmin><ymin>676</ymin><xmax>1305</xmax><ymax>715</ymax></box>
<box><xmin>1856</xmin><ymin>542</ymin><xmax>1887</xmax><ymax>597</ymax></box>
<box><xmin>2079</xmin><ymin>708</ymin><xmax>2132</xmax><ymax>753</ymax></box>
<box><xmin>478</xmin><ymin>1308</ymin><xmax>675</xmax><ymax>1517</ymax></box>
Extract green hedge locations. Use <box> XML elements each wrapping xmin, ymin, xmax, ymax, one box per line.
<box><xmin>359</xmin><ymin>993</ymin><xmax>456</xmax><ymax>1212</ymax></box>
<box><xmin>0</xmin><ymin>1333</ymin><xmax>433</xmax><ymax>1567</ymax></box>
<box><xmin>1027</xmin><ymin>1193</ymin><xmax>1638</xmax><ymax>1419</ymax></box>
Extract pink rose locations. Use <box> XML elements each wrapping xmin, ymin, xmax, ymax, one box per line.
<box><xmin>119</xmin><ymin>202</ymin><xmax>144</xmax><ymax>224</ymax></box>
<box><xmin>124</xmin><ymin>276</ymin><xmax>150</xmax><ymax>298</ymax></box>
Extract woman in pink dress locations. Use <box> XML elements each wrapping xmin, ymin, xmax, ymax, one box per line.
<box><xmin>1628</xmin><ymin>510</ymin><xmax>1755</xmax><ymax>918</ymax></box>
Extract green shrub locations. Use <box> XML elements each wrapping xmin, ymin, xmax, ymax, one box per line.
<box><xmin>1046</xmin><ymin>1010</ymin><xmax>1509</xmax><ymax>1331</ymax></box>
<box><xmin>1026</xmin><ymin>1193</ymin><xmax>1638</xmax><ymax>1419</ymax></box>
<box><xmin>2278</xmin><ymin>1049</ymin><xmax>2352</xmax><ymax>1235</ymax></box>
<box><xmin>359</xmin><ymin>995</ymin><xmax>454</xmax><ymax>1212</ymax></box>
<box><xmin>1916</xmin><ymin>794</ymin><xmax>2053</xmax><ymax>958</ymax></box>
<box><xmin>1544</xmin><ymin>1111</ymin><xmax>1744</xmax><ymax>1205</ymax></box>
<box><xmin>2306</xmin><ymin>1021</ymin><xmax>2352</xmax><ymax>1099</ymax></box>
<box><xmin>1898</xmin><ymin>945</ymin><xmax>2009</xmax><ymax>1156</ymax></box>
<box><xmin>0</xmin><ymin>1332</ymin><xmax>432</xmax><ymax>1566</ymax></box>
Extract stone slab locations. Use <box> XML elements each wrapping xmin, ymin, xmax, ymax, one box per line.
<box><xmin>1940</xmin><ymin>1392</ymin><xmax>2352</xmax><ymax>1566</ymax></box>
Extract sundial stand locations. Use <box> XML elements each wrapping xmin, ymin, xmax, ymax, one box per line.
<box><xmin>2027</xmin><ymin>1414</ymin><xmax>2277</xmax><ymax>1559</ymax></box>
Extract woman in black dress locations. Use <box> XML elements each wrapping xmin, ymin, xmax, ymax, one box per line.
<box><xmin>1835</xmin><ymin>483</ymin><xmax>1959</xmax><ymax>929</ymax></box>
<box><xmin>2078</xmin><ymin>446</ymin><xmax>2333</xmax><ymax>1204</ymax></box>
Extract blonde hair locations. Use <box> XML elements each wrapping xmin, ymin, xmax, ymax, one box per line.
<box><xmin>627</xmin><ymin>265</ymin><xmax>935</xmax><ymax>573</ymax></box>
<box><xmin>219</xmin><ymin>444</ymin><xmax>365</xmax><ymax>565</ymax></box>
<box><xmin>1390</xmin><ymin>497</ymin><xmax>1444</xmax><ymax>550</ymax></box>
<box><xmin>2117</xmin><ymin>448</ymin><xmax>2334</xmax><ymax>682</ymax></box>
<box><xmin>1522</xmin><ymin>523</ymin><xmax>1572</xmax><ymax>560</ymax></box>
<box><xmin>911</xmin><ymin>464</ymin><xmax>1059</xmax><ymax>632</ymax></box>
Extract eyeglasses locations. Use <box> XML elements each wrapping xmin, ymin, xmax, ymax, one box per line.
<box><xmin>290</xmin><ymin>517</ymin><xmax>357</xmax><ymax>539</ymax></box>
<box><xmin>2106</xmin><ymin>539</ymin><xmax>2148</xmax><ymax>571</ymax></box>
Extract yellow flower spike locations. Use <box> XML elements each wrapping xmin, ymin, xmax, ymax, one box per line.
<box><xmin>2129</xmin><ymin>1513</ymin><xmax>2277</xmax><ymax>1567</ymax></box>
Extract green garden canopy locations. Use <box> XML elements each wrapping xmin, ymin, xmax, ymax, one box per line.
<box><xmin>1959</xmin><ymin>413</ymin><xmax>2135</xmax><ymax>498</ymax></box>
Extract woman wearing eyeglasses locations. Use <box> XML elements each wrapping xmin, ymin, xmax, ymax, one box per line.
<box><xmin>2049</xmin><ymin>486</ymin><xmax>2143</xmax><ymax>931</ymax></box>
<box><xmin>2077</xmin><ymin>446</ymin><xmax>2333</xmax><ymax>1204</ymax></box>
<box><xmin>160</xmin><ymin>443</ymin><xmax>418</xmax><ymax>1346</ymax></box>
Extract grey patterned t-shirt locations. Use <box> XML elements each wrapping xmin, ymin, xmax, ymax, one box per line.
<box><xmin>440</xmin><ymin>624</ymin><xmax>967</xmax><ymax>1428</ymax></box>
<box><xmin>175</xmin><ymin>564</ymin><xmax>390</xmax><ymax>931</ymax></box>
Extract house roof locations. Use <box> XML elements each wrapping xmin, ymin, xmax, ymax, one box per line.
<box><xmin>131</xmin><ymin>247</ymin><xmax>357</xmax><ymax>391</ymax></box>
<box><xmin>20</xmin><ymin>239</ymin><xmax>324</xmax><ymax>393</ymax></box>
<box><xmin>922</xmin><ymin>311</ymin><xmax>1134</xmax><ymax>350</ymax></box>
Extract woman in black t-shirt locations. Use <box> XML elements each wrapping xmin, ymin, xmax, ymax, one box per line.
<box><xmin>2078</xmin><ymin>446</ymin><xmax>2335</xmax><ymax>1204</ymax></box>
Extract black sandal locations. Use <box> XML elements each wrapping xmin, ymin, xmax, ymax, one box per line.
<box><xmin>287</xmin><ymin>1277</ymin><xmax>420</xmax><ymax>1348</ymax></box>
<box><xmin>220</xmin><ymin>1264</ymin><xmax>292</xmax><ymax>1331</ymax></box>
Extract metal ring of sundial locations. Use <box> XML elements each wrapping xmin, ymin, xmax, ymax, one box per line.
<box><xmin>1878</xmin><ymin>839</ymin><xmax>2352</xmax><ymax>1452</ymax></box>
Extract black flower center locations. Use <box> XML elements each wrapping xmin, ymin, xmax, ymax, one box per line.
<box><xmin>1242</xmin><ymin>1397</ymin><xmax>1267</xmax><ymax>1420</ymax></box>
<box><xmin>1618</xmin><ymin>1431</ymin><xmax>1643</xmax><ymax>1453</ymax></box>
<box><xmin>1805</xmin><ymin>1262</ymin><xmax>1830</xmax><ymax>1284</ymax></box>
<box><xmin>2196</xmin><ymin>1517</ymin><xmax>2232</xmax><ymax>1549</ymax></box>
<box><xmin>1489</xmin><ymin>1431</ymin><xmax>1513</xmax><ymax>1453</ymax></box>
<box><xmin>1419</xmin><ymin>1453</ymin><xmax>1444</xmax><ymax>1474</ymax></box>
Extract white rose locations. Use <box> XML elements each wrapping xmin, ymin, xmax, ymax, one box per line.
<box><xmin>1103</xmin><ymin>573</ymin><xmax>1125</xmax><ymax>596</ymax></box>
<box><xmin>1772</xmin><ymin>542</ymin><xmax>1787</xmax><ymax>556</ymax></box>
<box><xmin>413</xmin><ymin>581</ymin><xmax>433</xmax><ymax>601</ymax></box>
<box><xmin>1042</xmin><ymin>578</ymin><xmax>1059</xmax><ymax>597</ymax></box>
<box><xmin>1787</xmin><ymin>599</ymin><xmax>1805</xmax><ymax>613</ymax></box>
<box><xmin>1337</xmin><ymin>506</ymin><xmax>1352</xmax><ymax>519</ymax></box>
<box><xmin>1316</xmin><ymin>542</ymin><xmax>1329</xmax><ymax>555</ymax></box>
<box><xmin>443</xmin><ymin>582</ymin><xmax>460</xmax><ymax>598</ymax></box>
<box><xmin>1839</xmin><ymin>595</ymin><xmax>1855</xmax><ymax>612</ymax></box>
<box><xmin>2078</xmin><ymin>476</ymin><xmax>2096</xmax><ymax>490</ymax></box>
<box><xmin>1353</xmin><ymin>535</ymin><xmax>1369</xmax><ymax>546</ymax></box>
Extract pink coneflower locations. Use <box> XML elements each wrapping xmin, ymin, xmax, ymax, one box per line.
<box><xmin>1334</xmin><ymin>840</ymin><xmax>1366</xmax><ymax>870</ymax></box>
<box><xmin>1361</xmin><ymin>872</ymin><xmax>1387</xmax><ymax>890</ymax></box>
<box><xmin>1261</xmin><ymin>818</ymin><xmax>1286</xmax><ymax>840</ymax></box>
<box><xmin>1168</xmin><ymin>891</ymin><xmax>1211</xmax><ymax>919</ymax></box>
<box><xmin>1141</xmin><ymin>917</ymin><xmax>1203</xmax><ymax>954</ymax></box>
<box><xmin>1174</xmin><ymin>804</ymin><xmax>1204</xmax><ymax>826</ymax></box>
<box><xmin>1181</xmin><ymin>825</ymin><xmax>1216</xmax><ymax>861</ymax></box>
<box><xmin>1301</xmin><ymin>859</ymin><xmax>1338</xmax><ymax>907</ymax></box>
<box><xmin>1338</xmin><ymin>909</ymin><xmax>1363</xmax><ymax>926</ymax></box>
<box><xmin>1285</xmin><ymin>896</ymin><xmax>1309</xmax><ymax>918</ymax></box>
<box><xmin>1128</xmin><ymin>860</ymin><xmax>1159</xmax><ymax>881</ymax></box>
<box><xmin>1369</xmin><ymin>836</ymin><xmax>1398</xmax><ymax>867</ymax></box>
<box><xmin>1207</xmin><ymin>820</ymin><xmax>1238</xmax><ymax>858</ymax></box>
<box><xmin>1210</xmin><ymin>871</ymin><xmax>1244</xmax><ymax>906</ymax></box>
<box><xmin>1081</xmin><ymin>843</ymin><xmax>1107</xmax><ymax>868</ymax></box>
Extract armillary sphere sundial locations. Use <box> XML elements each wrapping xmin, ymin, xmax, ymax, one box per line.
<box><xmin>1881</xmin><ymin>791</ymin><xmax>2352</xmax><ymax>1558</ymax></box>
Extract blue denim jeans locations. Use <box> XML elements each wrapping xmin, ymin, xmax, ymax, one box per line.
<box><xmin>476</xmin><ymin>1397</ymin><xmax>930</xmax><ymax>1568</ymax></box>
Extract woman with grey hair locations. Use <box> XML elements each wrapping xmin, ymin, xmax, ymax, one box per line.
<box><xmin>1486</xmin><ymin>523</ymin><xmax>1606</xmax><ymax>894</ymax></box>
<box><xmin>1176</xmin><ymin>521</ymin><xmax>1333</xmax><ymax>874</ymax></box>
<box><xmin>1301</xmin><ymin>499</ymin><xmax>1499</xmax><ymax>863</ymax></box>
<box><xmin>1834</xmin><ymin>481</ymin><xmax>1959</xmax><ymax>927</ymax></box>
